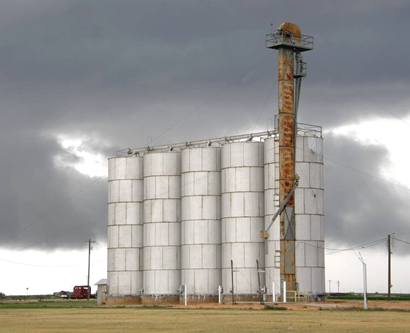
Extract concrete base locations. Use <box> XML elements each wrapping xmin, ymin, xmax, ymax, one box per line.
<box><xmin>141</xmin><ymin>295</ymin><xmax>180</xmax><ymax>305</ymax></box>
<box><xmin>222</xmin><ymin>294</ymin><xmax>263</xmax><ymax>304</ymax></box>
<box><xmin>264</xmin><ymin>294</ymin><xmax>324</xmax><ymax>303</ymax></box>
<box><xmin>105</xmin><ymin>293</ymin><xmax>324</xmax><ymax>305</ymax></box>
<box><xmin>141</xmin><ymin>295</ymin><xmax>219</xmax><ymax>304</ymax></box>
<box><xmin>184</xmin><ymin>295</ymin><xmax>219</xmax><ymax>304</ymax></box>
<box><xmin>105</xmin><ymin>296</ymin><xmax>141</xmax><ymax>305</ymax></box>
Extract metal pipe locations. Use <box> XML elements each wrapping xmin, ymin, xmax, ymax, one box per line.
<box><xmin>263</xmin><ymin>181</ymin><xmax>297</xmax><ymax>235</ymax></box>
<box><xmin>230</xmin><ymin>260</ymin><xmax>235</xmax><ymax>305</ymax></box>
<box><xmin>184</xmin><ymin>284</ymin><xmax>187</xmax><ymax>307</ymax></box>
<box><xmin>256</xmin><ymin>259</ymin><xmax>262</xmax><ymax>304</ymax></box>
<box><xmin>113</xmin><ymin>125</ymin><xmax>322</xmax><ymax>157</ymax></box>
<box><xmin>123</xmin><ymin>130</ymin><xmax>276</xmax><ymax>155</ymax></box>
<box><xmin>283</xmin><ymin>281</ymin><xmax>287</xmax><ymax>303</ymax></box>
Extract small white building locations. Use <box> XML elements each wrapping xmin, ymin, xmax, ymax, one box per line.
<box><xmin>95</xmin><ymin>278</ymin><xmax>107</xmax><ymax>305</ymax></box>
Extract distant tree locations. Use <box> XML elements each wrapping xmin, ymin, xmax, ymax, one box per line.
<box><xmin>0</xmin><ymin>292</ymin><xmax>5</xmax><ymax>299</ymax></box>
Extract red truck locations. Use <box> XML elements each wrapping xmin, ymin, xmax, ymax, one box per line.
<box><xmin>71</xmin><ymin>286</ymin><xmax>90</xmax><ymax>299</ymax></box>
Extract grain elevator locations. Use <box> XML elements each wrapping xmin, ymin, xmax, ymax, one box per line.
<box><xmin>106</xmin><ymin>22</ymin><xmax>325</xmax><ymax>304</ymax></box>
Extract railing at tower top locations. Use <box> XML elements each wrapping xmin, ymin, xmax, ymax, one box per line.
<box><xmin>113</xmin><ymin>123</ymin><xmax>322</xmax><ymax>157</ymax></box>
<box><xmin>296</xmin><ymin>123</ymin><xmax>322</xmax><ymax>137</ymax></box>
<box><xmin>265</xmin><ymin>31</ymin><xmax>314</xmax><ymax>52</ymax></box>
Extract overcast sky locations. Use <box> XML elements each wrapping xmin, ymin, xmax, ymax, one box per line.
<box><xmin>0</xmin><ymin>0</ymin><xmax>409</xmax><ymax>294</ymax></box>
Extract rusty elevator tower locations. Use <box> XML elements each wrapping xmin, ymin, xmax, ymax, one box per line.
<box><xmin>266</xmin><ymin>22</ymin><xmax>314</xmax><ymax>296</ymax></box>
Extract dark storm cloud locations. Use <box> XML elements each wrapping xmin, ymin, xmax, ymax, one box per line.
<box><xmin>0</xmin><ymin>132</ymin><xmax>107</xmax><ymax>249</ymax></box>
<box><xmin>324</xmin><ymin>134</ymin><xmax>410</xmax><ymax>252</ymax></box>
<box><xmin>1</xmin><ymin>0</ymin><xmax>409</xmax><ymax>128</ymax></box>
<box><xmin>0</xmin><ymin>0</ymin><xmax>409</xmax><ymax>248</ymax></box>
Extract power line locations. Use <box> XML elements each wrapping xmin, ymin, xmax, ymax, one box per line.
<box><xmin>326</xmin><ymin>238</ymin><xmax>386</xmax><ymax>252</ymax></box>
<box><xmin>325</xmin><ymin>157</ymin><xmax>410</xmax><ymax>194</ymax></box>
<box><xmin>392</xmin><ymin>237</ymin><xmax>410</xmax><ymax>246</ymax></box>
<box><xmin>296</xmin><ymin>237</ymin><xmax>387</xmax><ymax>255</ymax></box>
<box><xmin>326</xmin><ymin>238</ymin><xmax>387</xmax><ymax>255</ymax></box>
<box><xmin>265</xmin><ymin>138</ymin><xmax>410</xmax><ymax>194</ymax></box>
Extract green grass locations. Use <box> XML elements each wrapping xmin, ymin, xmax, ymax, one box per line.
<box><xmin>1</xmin><ymin>308</ymin><xmax>410</xmax><ymax>333</ymax></box>
<box><xmin>327</xmin><ymin>293</ymin><xmax>410</xmax><ymax>301</ymax></box>
<box><xmin>0</xmin><ymin>299</ymin><xmax>97</xmax><ymax>309</ymax></box>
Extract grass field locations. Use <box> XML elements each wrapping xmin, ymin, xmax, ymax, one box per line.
<box><xmin>1</xmin><ymin>307</ymin><xmax>410</xmax><ymax>333</ymax></box>
<box><xmin>0</xmin><ymin>299</ymin><xmax>98</xmax><ymax>309</ymax></box>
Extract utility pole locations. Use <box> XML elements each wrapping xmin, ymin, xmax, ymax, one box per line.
<box><xmin>87</xmin><ymin>239</ymin><xmax>96</xmax><ymax>300</ymax></box>
<box><xmin>337</xmin><ymin>280</ymin><xmax>340</xmax><ymax>293</ymax></box>
<box><xmin>358</xmin><ymin>253</ymin><xmax>368</xmax><ymax>310</ymax></box>
<box><xmin>388</xmin><ymin>234</ymin><xmax>392</xmax><ymax>299</ymax></box>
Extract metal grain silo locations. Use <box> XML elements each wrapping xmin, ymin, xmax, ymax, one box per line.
<box><xmin>221</xmin><ymin>142</ymin><xmax>265</xmax><ymax>300</ymax></box>
<box><xmin>107</xmin><ymin>156</ymin><xmax>143</xmax><ymax>302</ymax></box>
<box><xmin>263</xmin><ymin>132</ymin><xmax>325</xmax><ymax>297</ymax></box>
<box><xmin>295</xmin><ymin>134</ymin><xmax>325</xmax><ymax>296</ymax></box>
<box><xmin>181</xmin><ymin>147</ymin><xmax>221</xmax><ymax>301</ymax></box>
<box><xmin>263</xmin><ymin>137</ymin><xmax>281</xmax><ymax>298</ymax></box>
<box><xmin>143</xmin><ymin>151</ymin><xmax>181</xmax><ymax>302</ymax></box>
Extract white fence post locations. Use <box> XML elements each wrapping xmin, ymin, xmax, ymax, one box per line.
<box><xmin>272</xmin><ymin>282</ymin><xmax>276</xmax><ymax>304</ymax></box>
<box><xmin>218</xmin><ymin>285</ymin><xmax>222</xmax><ymax>304</ymax></box>
<box><xmin>184</xmin><ymin>284</ymin><xmax>187</xmax><ymax>307</ymax></box>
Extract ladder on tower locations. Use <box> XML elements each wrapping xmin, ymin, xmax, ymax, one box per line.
<box><xmin>273</xmin><ymin>137</ymin><xmax>280</xmax><ymax>212</ymax></box>
<box><xmin>273</xmin><ymin>137</ymin><xmax>281</xmax><ymax>268</ymax></box>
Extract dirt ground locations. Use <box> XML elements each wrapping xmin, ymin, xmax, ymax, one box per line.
<box><xmin>1</xmin><ymin>302</ymin><xmax>410</xmax><ymax>333</ymax></box>
<box><xmin>174</xmin><ymin>299</ymin><xmax>410</xmax><ymax>311</ymax></box>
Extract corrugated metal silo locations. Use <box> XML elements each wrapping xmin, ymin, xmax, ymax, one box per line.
<box><xmin>221</xmin><ymin>142</ymin><xmax>265</xmax><ymax>299</ymax></box>
<box><xmin>263</xmin><ymin>137</ymin><xmax>281</xmax><ymax>298</ymax></box>
<box><xmin>295</xmin><ymin>135</ymin><xmax>325</xmax><ymax>295</ymax></box>
<box><xmin>181</xmin><ymin>147</ymin><xmax>221</xmax><ymax>300</ymax></box>
<box><xmin>107</xmin><ymin>156</ymin><xmax>143</xmax><ymax>300</ymax></box>
<box><xmin>143</xmin><ymin>151</ymin><xmax>181</xmax><ymax>302</ymax></box>
<box><xmin>263</xmin><ymin>134</ymin><xmax>325</xmax><ymax>297</ymax></box>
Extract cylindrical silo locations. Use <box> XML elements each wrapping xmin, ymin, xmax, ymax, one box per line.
<box><xmin>221</xmin><ymin>142</ymin><xmax>265</xmax><ymax>300</ymax></box>
<box><xmin>107</xmin><ymin>155</ymin><xmax>143</xmax><ymax>303</ymax></box>
<box><xmin>295</xmin><ymin>135</ymin><xmax>325</xmax><ymax>296</ymax></box>
<box><xmin>263</xmin><ymin>134</ymin><xmax>325</xmax><ymax>298</ymax></box>
<box><xmin>263</xmin><ymin>137</ymin><xmax>281</xmax><ymax>299</ymax></box>
<box><xmin>143</xmin><ymin>151</ymin><xmax>181</xmax><ymax>303</ymax></box>
<box><xmin>181</xmin><ymin>147</ymin><xmax>221</xmax><ymax>301</ymax></box>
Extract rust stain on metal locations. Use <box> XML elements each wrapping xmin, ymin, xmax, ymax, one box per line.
<box><xmin>266</xmin><ymin>20</ymin><xmax>313</xmax><ymax>299</ymax></box>
<box><xmin>278</xmin><ymin>22</ymin><xmax>299</xmax><ymax>293</ymax></box>
<box><xmin>279</xmin><ymin>22</ymin><xmax>302</xmax><ymax>39</ymax></box>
